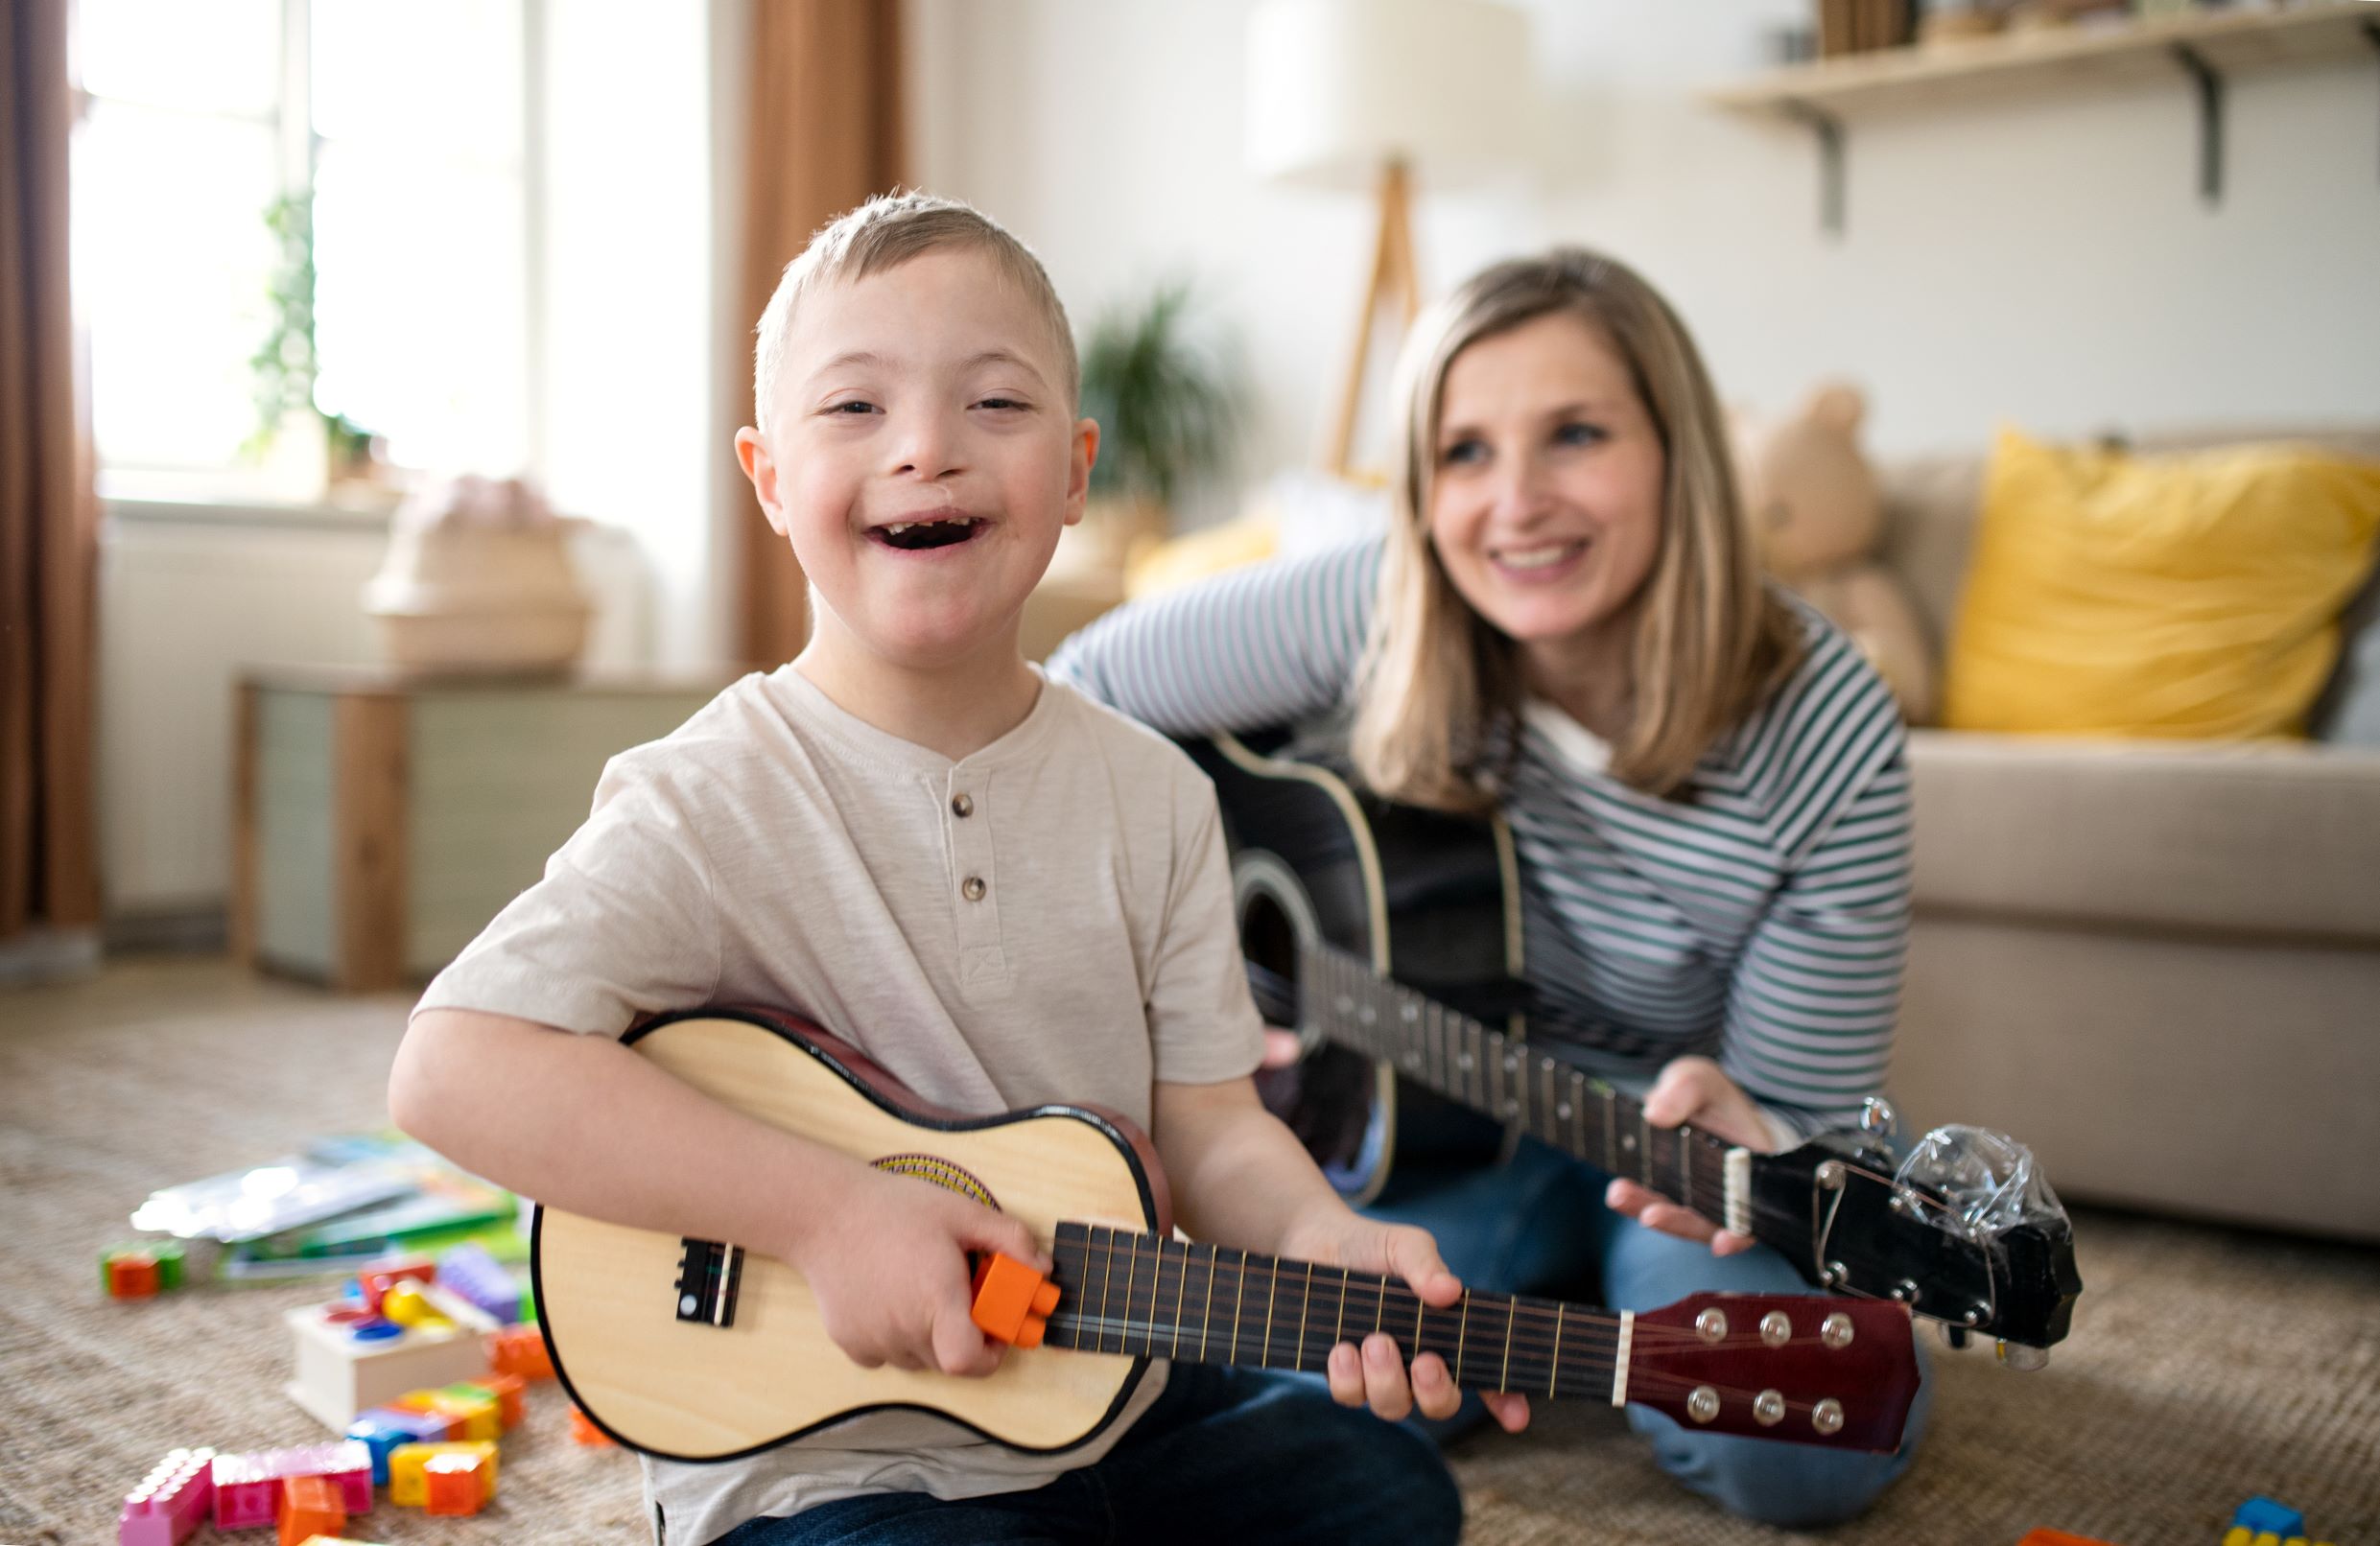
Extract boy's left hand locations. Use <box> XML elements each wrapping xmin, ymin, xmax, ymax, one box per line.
<box><xmin>1281</xmin><ymin>1210</ymin><xmax>1531</xmax><ymax>1435</ymax></box>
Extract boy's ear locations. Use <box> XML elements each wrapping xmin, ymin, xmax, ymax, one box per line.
<box><xmin>736</xmin><ymin>427</ymin><xmax>790</xmax><ymax>536</ymax></box>
<box><xmin>1065</xmin><ymin>416</ymin><xmax>1101</xmax><ymax>527</ymax></box>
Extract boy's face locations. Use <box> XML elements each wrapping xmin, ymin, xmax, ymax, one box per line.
<box><xmin>737</xmin><ymin>248</ymin><xmax>1096</xmax><ymax>671</ymax></box>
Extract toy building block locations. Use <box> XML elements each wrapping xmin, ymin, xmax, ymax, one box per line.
<box><xmin>275</xmin><ymin>1474</ymin><xmax>344</xmax><ymax>1546</ymax></box>
<box><xmin>343</xmin><ymin>1408</ymin><xmax>449</xmax><ymax>1486</ymax></box>
<box><xmin>285</xmin><ymin>1281</ymin><xmax>497</xmax><ymax>1431</ymax></box>
<box><xmin>970</xmin><ymin>1252</ymin><xmax>1060</xmax><ymax>1347</ymax></box>
<box><xmin>421</xmin><ymin>1450</ymin><xmax>493</xmax><ymax>1517</ymax></box>
<box><xmin>212</xmin><ymin>1441</ymin><xmax>375</xmax><ymax>1529</ymax></box>
<box><xmin>568</xmin><ymin>1406</ymin><xmax>616</xmax><ymax>1446</ymax></box>
<box><xmin>103</xmin><ymin>1242</ymin><xmax>185</xmax><ymax>1298</ymax></box>
<box><xmin>487</xmin><ymin>1322</ymin><xmax>554</xmax><ymax>1381</ymax></box>
<box><xmin>116</xmin><ymin>1447</ymin><xmax>214</xmax><ymax>1546</ymax></box>
<box><xmin>441</xmin><ymin>1375</ymin><xmax>525</xmax><ymax>1431</ymax></box>
<box><xmin>386</xmin><ymin>1441</ymin><xmax>499</xmax><ymax>1508</ymax></box>
<box><xmin>435</xmin><ymin>1242</ymin><xmax>522</xmax><ymax>1323</ymax></box>
<box><xmin>295</xmin><ymin>1539</ymin><xmax>396</xmax><ymax>1545</ymax></box>
<box><xmin>388</xmin><ymin>1385</ymin><xmax>497</xmax><ymax>1443</ymax></box>
<box><xmin>2015</xmin><ymin>1534</ymin><xmax>2119</xmax><ymax>1546</ymax></box>
<box><xmin>356</xmin><ymin>1260</ymin><xmax>436</xmax><ymax>1316</ymax></box>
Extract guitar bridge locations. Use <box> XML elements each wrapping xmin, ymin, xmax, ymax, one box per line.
<box><xmin>675</xmin><ymin>1238</ymin><xmax>744</xmax><ymax>1327</ymax></box>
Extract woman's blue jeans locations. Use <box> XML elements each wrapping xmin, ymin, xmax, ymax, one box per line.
<box><xmin>714</xmin><ymin>1361</ymin><xmax>1462</xmax><ymax>1545</ymax></box>
<box><xmin>1369</xmin><ymin>1136</ymin><xmax>1933</xmax><ymax>1530</ymax></box>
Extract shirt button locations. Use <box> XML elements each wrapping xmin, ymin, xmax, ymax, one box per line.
<box><xmin>961</xmin><ymin>876</ymin><xmax>987</xmax><ymax>902</ymax></box>
<box><xmin>952</xmin><ymin>792</ymin><xmax>974</xmax><ymax>818</ymax></box>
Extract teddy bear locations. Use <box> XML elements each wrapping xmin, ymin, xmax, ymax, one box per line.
<box><xmin>1732</xmin><ymin>384</ymin><xmax>1938</xmax><ymax>723</ymax></box>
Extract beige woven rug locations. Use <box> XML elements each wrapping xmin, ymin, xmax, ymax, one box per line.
<box><xmin>3</xmin><ymin>957</ymin><xmax>2374</xmax><ymax>1545</ymax></box>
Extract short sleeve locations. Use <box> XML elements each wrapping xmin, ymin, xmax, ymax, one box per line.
<box><xmin>1143</xmin><ymin>787</ymin><xmax>1266</xmax><ymax>1085</ymax></box>
<box><xmin>414</xmin><ymin>758</ymin><xmax>723</xmax><ymax>1036</ymax></box>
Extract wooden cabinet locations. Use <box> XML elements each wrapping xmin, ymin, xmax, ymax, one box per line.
<box><xmin>232</xmin><ymin>668</ymin><xmax>729</xmax><ymax>991</ymax></box>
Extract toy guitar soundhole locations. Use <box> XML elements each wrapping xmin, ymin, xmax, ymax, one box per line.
<box><xmin>531</xmin><ymin>1007</ymin><xmax>1921</xmax><ymax>1463</ymax></box>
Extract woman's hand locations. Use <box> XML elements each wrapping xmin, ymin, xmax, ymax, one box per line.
<box><xmin>1282</xmin><ymin>1206</ymin><xmax>1531</xmax><ymax>1435</ymax></box>
<box><xmin>789</xmin><ymin>1161</ymin><xmax>1049</xmax><ymax>1377</ymax></box>
<box><xmin>1603</xmin><ymin>1055</ymin><xmax>1778</xmax><ymax>1258</ymax></box>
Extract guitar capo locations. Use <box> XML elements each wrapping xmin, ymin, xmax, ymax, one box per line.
<box><xmin>970</xmin><ymin>1253</ymin><xmax>1061</xmax><ymax>1348</ymax></box>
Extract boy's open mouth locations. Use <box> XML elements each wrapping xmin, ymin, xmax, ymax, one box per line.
<box><xmin>871</xmin><ymin>517</ymin><xmax>985</xmax><ymax>552</ymax></box>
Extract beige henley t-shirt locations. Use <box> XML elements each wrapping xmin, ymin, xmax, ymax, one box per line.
<box><xmin>416</xmin><ymin>665</ymin><xmax>1265</xmax><ymax>1545</ymax></box>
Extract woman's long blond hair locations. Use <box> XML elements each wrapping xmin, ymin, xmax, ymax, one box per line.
<box><xmin>1351</xmin><ymin>247</ymin><xmax>1802</xmax><ymax>809</ymax></box>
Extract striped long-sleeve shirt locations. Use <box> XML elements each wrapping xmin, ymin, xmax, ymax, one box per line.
<box><xmin>1047</xmin><ymin>537</ymin><xmax>1913</xmax><ymax>1140</ymax></box>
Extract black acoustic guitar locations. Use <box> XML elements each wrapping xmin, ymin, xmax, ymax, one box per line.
<box><xmin>1181</xmin><ymin>729</ymin><xmax>2081</xmax><ymax>1360</ymax></box>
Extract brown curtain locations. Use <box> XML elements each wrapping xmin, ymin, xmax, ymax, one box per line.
<box><xmin>0</xmin><ymin>0</ymin><xmax>103</xmax><ymax>942</ymax></box>
<box><xmin>735</xmin><ymin>0</ymin><xmax>907</xmax><ymax>668</ymax></box>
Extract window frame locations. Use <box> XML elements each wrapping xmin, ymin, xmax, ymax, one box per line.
<box><xmin>74</xmin><ymin>0</ymin><xmax>547</xmax><ymax>516</ymax></box>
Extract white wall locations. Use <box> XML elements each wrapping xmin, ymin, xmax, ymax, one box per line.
<box><xmin>906</xmin><ymin>0</ymin><xmax>2380</xmax><ymax>488</ymax></box>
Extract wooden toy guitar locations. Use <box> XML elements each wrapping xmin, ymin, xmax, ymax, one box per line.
<box><xmin>1178</xmin><ymin>729</ymin><xmax>2082</xmax><ymax>1360</ymax></box>
<box><xmin>531</xmin><ymin>1006</ymin><xmax>1921</xmax><ymax>1463</ymax></box>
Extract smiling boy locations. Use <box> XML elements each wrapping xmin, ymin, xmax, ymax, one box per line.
<box><xmin>389</xmin><ymin>194</ymin><xmax>1478</xmax><ymax>1546</ymax></box>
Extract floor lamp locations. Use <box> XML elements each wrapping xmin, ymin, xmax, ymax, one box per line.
<box><xmin>1245</xmin><ymin>0</ymin><xmax>1533</xmax><ymax>479</ymax></box>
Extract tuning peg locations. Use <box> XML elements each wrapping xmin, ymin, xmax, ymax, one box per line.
<box><xmin>1859</xmin><ymin>1097</ymin><xmax>1898</xmax><ymax>1141</ymax></box>
<box><xmin>1995</xmin><ymin>1340</ymin><xmax>2050</xmax><ymax>1371</ymax></box>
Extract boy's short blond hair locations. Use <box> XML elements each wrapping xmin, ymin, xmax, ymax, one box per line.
<box><xmin>752</xmin><ymin>191</ymin><xmax>1078</xmax><ymax>431</ymax></box>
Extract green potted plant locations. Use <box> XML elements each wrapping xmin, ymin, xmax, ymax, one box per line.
<box><xmin>249</xmin><ymin>190</ymin><xmax>381</xmax><ymax>494</ymax></box>
<box><xmin>1072</xmin><ymin>280</ymin><xmax>1241</xmax><ymax>573</ymax></box>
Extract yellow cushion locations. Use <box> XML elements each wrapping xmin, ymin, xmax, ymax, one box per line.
<box><xmin>1124</xmin><ymin>516</ymin><xmax>1278</xmax><ymax>599</ymax></box>
<box><xmin>1944</xmin><ymin>431</ymin><xmax>2380</xmax><ymax>738</ymax></box>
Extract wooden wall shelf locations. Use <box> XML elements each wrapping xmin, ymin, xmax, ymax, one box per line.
<box><xmin>1705</xmin><ymin>3</ymin><xmax>2380</xmax><ymax>231</ymax></box>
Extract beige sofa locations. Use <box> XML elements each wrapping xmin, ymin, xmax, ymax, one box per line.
<box><xmin>1874</xmin><ymin>427</ymin><xmax>2380</xmax><ymax>1244</ymax></box>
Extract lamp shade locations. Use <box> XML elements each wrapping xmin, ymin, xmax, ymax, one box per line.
<box><xmin>1245</xmin><ymin>0</ymin><xmax>1534</xmax><ymax>191</ymax></box>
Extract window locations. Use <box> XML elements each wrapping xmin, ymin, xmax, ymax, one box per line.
<box><xmin>72</xmin><ymin>0</ymin><xmax>533</xmax><ymax>499</ymax></box>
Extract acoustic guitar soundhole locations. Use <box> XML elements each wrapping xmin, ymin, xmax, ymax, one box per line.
<box><xmin>1256</xmin><ymin>1044</ymin><xmax>1377</xmax><ymax>1174</ymax></box>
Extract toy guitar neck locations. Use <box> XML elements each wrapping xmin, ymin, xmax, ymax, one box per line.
<box><xmin>531</xmin><ymin>1007</ymin><xmax>1920</xmax><ymax>1463</ymax></box>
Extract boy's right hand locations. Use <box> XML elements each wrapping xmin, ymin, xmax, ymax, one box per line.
<box><xmin>789</xmin><ymin>1161</ymin><xmax>1049</xmax><ymax>1378</ymax></box>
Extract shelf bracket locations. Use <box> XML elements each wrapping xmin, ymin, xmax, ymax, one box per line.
<box><xmin>1782</xmin><ymin>99</ymin><xmax>1848</xmax><ymax>238</ymax></box>
<box><xmin>2172</xmin><ymin>42</ymin><xmax>2224</xmax><ymax>206</ymax></box>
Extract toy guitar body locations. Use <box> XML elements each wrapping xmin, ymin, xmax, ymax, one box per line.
<box><xmin>1180</xmin><ymin>728</ymin><xmax>2082</xmax><ymax>1358</ymax></box>
<box><xmin>531</xmin><ymin>1007</ymin><xmax>1921</xmax><ymax>1463</ymax></box>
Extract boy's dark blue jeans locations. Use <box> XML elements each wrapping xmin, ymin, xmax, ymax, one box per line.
<box><xmin>712</xmin><ymin>1363</ymin><xmax>1463</xmax><ymax>1545</ymax></box>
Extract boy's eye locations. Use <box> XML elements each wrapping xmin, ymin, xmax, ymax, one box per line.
<box><xmin>1553</xmin><ymin>420</ymin><xmax>1606</xmax><ymax>448</ymax></box>
<box><xmin>824</xmin><ymin>400</ymin><xmax>880</xmax><ymax>415</ymax></box>
<box><xmin>976</xmin><ymin>396</ymin><xmax>1030</xmax><ymax>412</ymax></box>
<box><xmin>1440</xmin><ymin>437</ymin><xmax>1487</xmax><ymax>467</ymax></box>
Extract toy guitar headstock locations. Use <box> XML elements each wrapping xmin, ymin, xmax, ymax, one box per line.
<box><xmin>1755</xmin><ymin>1120</ymin><xmax>2081</xmax><ymax>1359</ymax></box>
<box><xmin>1627</xmin><ymin>1293</ymin><xmax>1920</xmax><ymax>1451</ymax></box>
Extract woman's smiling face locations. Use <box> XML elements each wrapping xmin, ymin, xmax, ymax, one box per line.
<box><xmin>1426</xmin><ymin>310</ymin><xmax>1667</xmax><ymax>683</ymax></box>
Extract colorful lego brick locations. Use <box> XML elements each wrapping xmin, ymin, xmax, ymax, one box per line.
<box><xmin>442</xmin><ymin>1375</ymin><xmax>525</xmax><ymax>1431</ymax></box>
<box><xmin>568</xmin><ymin>1406</ymin><xmax>615</xmax><ymax>1446</ymax></box>
<box><xmin>276</xmin><ymin>1474</ymin><xmax>344</xmax><ymax>1546</ymax></box>
<box><xmin>116</xmin><ymin>1446</ymin><xmax>214</xmax><ymax>1546</ymax></box>
<box><xmin>343</xmin><ymin>1408</ymin><xmax>449</xmax><ymax>1486</ymax></box>
<box><xmin>435</xmin><ymin>1242</ymin><xmax>522</xmax><ymax>1323</ymax></box>
<box><xmin>486</xmin><ymin>1322</ymin><xmax>554</xmax><ymax>1381</ymax></box>
<box><xmin>211</xmin><ymin>1441</ymin><xmax>374</xmax><ymax>1529</ymax></box>
<box><xmin>382</xmin><ymin>1391</ymin><xmax>460</xmax><ymax>1440</ymax></box>
<box><xmin>389</xmin><ymin>1385</ymin><xmax>496</xmax><ymax>1442</ymax></box>
<box><xmin>356</xmin><ymin>1260</ymin><xmax>436</xmax><ymax>1316</ymax></box>
<box><xmin>970</xmin><ymin>1252</ymin><xmax>1060</xmax><ymax>1347</ymax></box>
<box><xmin>295</xmin><ymin>1538</ymin><xmax>396</xmax><ymax>1545</ymax></box>
<box><xmin>387</xmin><ymin>1441</ymin><xmax>498</xmax><ymax>1508</ymax></box>
<box><xmin>421</xmin><ymin>1450</ymin><xmax>492</xmax><ymax>1516</ymax></box>
<box><xmin>102</xmin><ymin>1241</ymin><xmax>185</xmax><ymax>1297</ymax></box>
